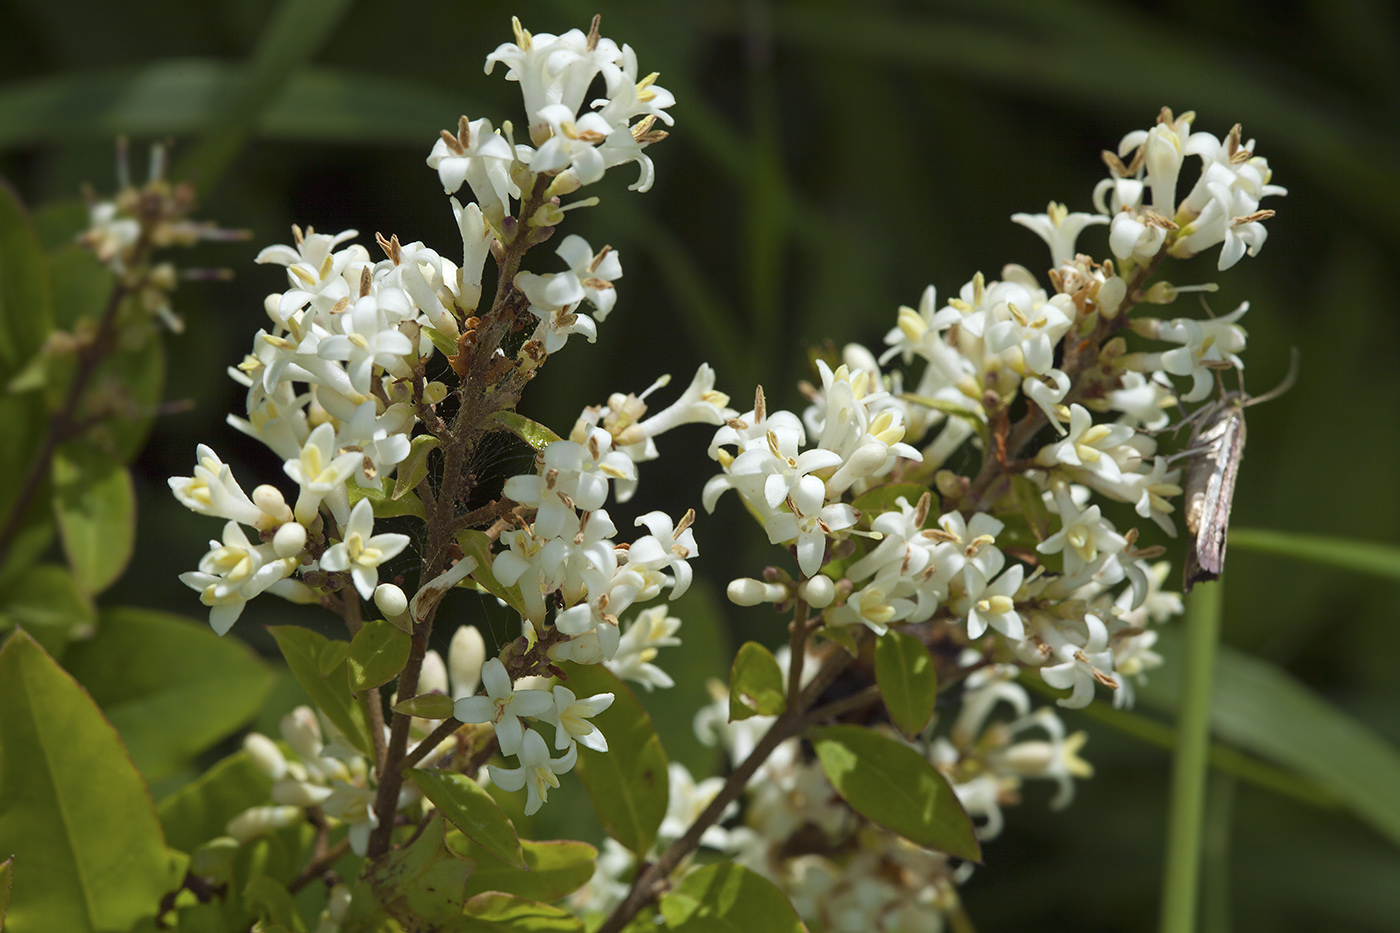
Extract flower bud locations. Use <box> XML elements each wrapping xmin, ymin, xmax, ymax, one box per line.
<box><xmin>374</xmin><ymin>583</ymin><xmax>408</xmax><ymax>618</ymax></box>
<box><xmin>189</xmin><ymin>836</ymin><xmax>239</xmax><ymax>882</ymax></box>
<box><xmin>799</xmin><ymin>575</ymin><xmax>835</xmax><ymax>609</ymax></box>
<box><xmin>252</xmin><ymin>484</ymin><xmax>293</xmax><ymax>525</ymax></box>
<box><xmin>273</xmin><ymin>521</ymin><xmax>307</xmax><ymax>558</ymax></box>
<box><xmin>418</xmin><ymin>649</ymin><xmax>448</xmax><ymax>697</ymax></box>
<box><xmin>281</xmin><ymin>706</ymin><xmax>323</xmax><ymax>762</ymax></box>
<box><xmin>449</xmin><ymin>625</ymin><xmax>486</xmax><ymax>698</ymax></box>
<box><xmin>271</xmin><ymin>777</ymin><xmax>334</xmax><ymax>807</ymax></box>
<box><xmin>226</xmin><ymin>805</ymin><xmax>302</xmax><ymax>843</ymax></box>
<box><xmin>727</xmin><ymin>577</ymin><xmax>786</xmax><ymax>606</ymax></box>
<box><xmin>243</xmin><ymin>732</ymin><xmax>287</xmax><ymax>780</ymax></box>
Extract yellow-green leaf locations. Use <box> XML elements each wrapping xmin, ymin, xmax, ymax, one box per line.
<box><xmin>873</xmin><ymin>629</ymin><xmax>937</xmax><ymax>739</ymax></box>
<box><xmin>659</xmin><ymin>863</ymin><xmax>808</xmax><ymax>933</ymax></box>
<box><xmin>409</xmin><ymin>768</ymin><xmax>526</xmax><ymax>870</ymax></box>
<box><xmin>52</xmin><ymin>439</ymin><xmax>135</xmax><ymax>595</ymax></box>
<box><xmin>346</xmin><ymin>618</ymin><xmax>410</xmax><ymax>696</ymax></box>
<box><xmin>729</xmin><ymin>641</ymin><xmax>786</xmax><ymax>721</ymax></box>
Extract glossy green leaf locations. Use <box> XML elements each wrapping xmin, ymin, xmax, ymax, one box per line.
<box><xmin>395</xmin><ymin>693</ymin><xmax>456</xmax><ymax>720</ymax></box>
<box><xmin>659</xmin><ymin>863</ymin><xmax>808</xmax><ymax>933</ymax></box>
<box><xmin>729</xmin><ymin>641</ymin><xmax>786</xmax><ymax>721</ymax></box>
<box><xmin>347</xmin><ymin>475</ymin><xmax>425</xmax><ymax>520</ymax></box>
<box><xmin>157</xmin><ymin>750</ymin><xmax>274</xmax><ymax>854</ymax></box>
<box><xmin>244</xmin><ymin>876</ymin><xmax>306</xmax><ymax>932</ymax></box>
<box><xmin>62</xmin><ymin>607</ymin><xmax>273</xmax><ymax>781</ymax></box>
<box><xmin>457</xmin><ymin>529</ymin><xmax>529</xmax><ymax>618</ymax></box>
<box><xmin>347</xmin><ymin>618</ymin><xmax>411</xmax><ymax>696</ymax></box>
<box><xmin>361</xmin><ymin>814</ymin><xmax>473</xmax><ymax>927</ymax></box>
<box><xmin>874</xmin><ymin>629</ymin><xmax>937</xmax><ymax>739</ymax></box>
<box><xmin>809</xmin><ymin>724</ymin><xmax>981</xmax><ymax>862</ymax></box>
<box><xmin>318</xmin><ymin>638</ymin><xmax>350</xmax><ymax>677</ymax></box>
<box><xmin>449</xmin><ymin>835</ymin><xmax>596</xmax><ymax>903</ymax></box>
<box><xmin>1228</xmin><ymin>528</ymin><xmax>1400</xmax><ymax>581</ymax></box>
<box><xmin>0</xmin><ymin>630</ymin><xmax>183</xmax><ymax>933</ymax></box>
<box><xmin>0</xmin><ymin>562</ymin><xmax>96</xmax><ymax>657</ymax></box>
<box><xmin>560</xmin><ymin>663</ymin><xmax>669</xmax><ymax>855</ymax></box>
<box><xmin>1140</xmin><ymin>631</ymin><xmax>1400</xmax><ymax>849</ymax></box>
<box><xmin>460</xmin><ymin>892</ymin><xmax>582</xmax><ymax>931</ymax></box>
<box><xmin>52</xmin><ymin>439</ymin><xmax>135</xmax><ymax>594</ymax></box>
<box><xmin>393</xmin><ymin>434</ymin><xmax>439</xmax><ymax>500</ymax></box>
<box><xmin>268</xmin><ymin>626</ymin><xmax>372</xmax><ymax>757</ymax></box>
<box><xmin>409</xmin><ymin>768</ymin><xmax>526</xmax><ymax>870</ymax></box>
<box><xmin>0</xmin><ymin>180</ymin><xmax>52</xmax><ymax>380</ymax></box>
<box><xmin>481</xmin><ymin>409</ymin><xmax>561</xmax><ymax>452</ymax></box>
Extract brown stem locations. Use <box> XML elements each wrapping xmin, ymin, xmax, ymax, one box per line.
<box><xmin>365</xmin><ymin>175</ymin><xmax>555</xmax><ymax>860</ymax></box>
<box><xmin>596</xmin><ymin>633</ymin><xmax>867</xmax><ymax>933</ymax></box>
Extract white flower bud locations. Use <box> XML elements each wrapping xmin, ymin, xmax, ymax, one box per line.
<box><xmin>252</xmin><ymin>484</ymin><xmax>293</xmax><ymax>525</ymax></box>
<box><xmin>448</xmin><ymin>625</ymin><xmax>486</xmax><ymax>699</ymax></box>
<box><xmin>272</xmin><ymin>521</ymin><xmax>307</xmax><ymax>558</ymax></box>
<box><xmin>262</xmin><ymin>293</ymin><xmax>282</xmax><ymax>321</ymax></box>
<box><xmin>423</xmin><ymin>381</ymin><xmax>448</xmax><ymax>405</ymax></box>
<box><xmin>227</xmin><ymin>805</ymin><xmax>302</xmax><ymax>843</ymax></box>
<box><xmin>281</xmin><ymin>706</ymin><xmax>323</xmax><ymax>762</ymax></box>
<box><xmin>328</xmin><ymin>885</ymin><xmax>353</xmax><ymax>921</ymax></box>
<box><xmin>374</xmin><ymin>583</ymin><xmax>408</xmax><ymax>618</ymax></box>
<box><xmin>727</xmin><ymin>577</ymin><xmax>786</xmax><ymax>606</ymax></box>
<box><xmin>799</xmin><ymin>575</ymin><xmax>836</xmax><ymax>609</ymax></box>
<box><xmin>243</xmin><ymin>732</ymin><xmax>287</xmax><ymax>780</ymax></box>
<box><xmin>271</xmin><ymin>778</ymin><xmax>334</xmax><ymax>807</ymax></box>
<box><xmin>418</xmin><ymin>649</ymin><xmax>448</xmax><ymax>697</ymax></box>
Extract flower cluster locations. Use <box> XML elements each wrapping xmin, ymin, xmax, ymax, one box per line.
<box><xmin>711</xmin><ymin>109</ymin><xmax>1276</xmax><ymax>714</ymax></box>
<box><xmin>169</xmin><ymin>15</ymin><xmax>683</xmax><ymax>822</ymax></box>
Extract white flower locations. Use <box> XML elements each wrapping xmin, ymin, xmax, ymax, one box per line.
<box><xmin>283</xmin><ymin>422</ymin><xmax>361</xmax><ymax>523</ymax></box>
<box><xmin>1011</xmin><ymin>202</ymin><xmax>1109</xmax><ymax>267</ymax></box>
<box><xmin>961</xmin><ymin>560</ymin><xmax>1025</xmax><ymax>641</ymax></box>
<box><xmin>425</xmin><ymin>116</ymin><xmax>516</xmax><ymax>223</ymax></box>
<box><xmin>545</xmin><ymin>686</ymin><xmax>614</xmax><ymax>752</ymax></box>
<box><xmin>319</xmin><ymin>499</ymin><xmax>411</xmax><ymax>600</ymax></box>
<box><xmin>179</xmin><ymin>521</ymin><xmax>295</xmax><ymax>635</ymax></box>
<box><xmin>626</xmin><ymin>510</ymin><xmax>698</xmax><ymax>598</ymax></box>
<box><xmin>487</xmin><ymin>728</ymin><xmax>578</xmax><ymax>816</ymax></box>
<box><xmin>606</xmin><ymin>606</ymin><xmax>681</xmax><ymax>690</ymax></box>
<box><xmin>453</xmin><ymin>658</ymin><xmax>553</xmax><ymax>757</ymax></box>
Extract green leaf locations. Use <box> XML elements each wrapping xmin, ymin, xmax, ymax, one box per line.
<box><xmin>0</xmin><ymin>394</ymin><xmax>45</xmax><ymax>543</ymax></box>
<box><xmin>481</xmin><ymin>409</ymin><xmax>562</xmax><ymax>451</ymax></box>
<box><xmin>460</xmin><ymin>892</ymin><xmax>582</xmax><ymax>931</ymax></box>
<box><xmin>61</xmin><ymin>607</ymin><xmax>273</xmax><ymax>781</ymax></box>
<box><xmin>560</xmin><ymin>663</ymin><xmax>669</xmax><ymax>855</ymax></box>
<box><xmin>1140</xmin><ymin>631</ymin><xmax>1400</xmax><ymax>849</ymax></box>
<box><xmin>361</xmin><ymin>814</ymin><xmax>473</xmax><ymax>927</ymax></box>
<box><xmin>101</xmin><ymin>330</ymin><xmax>166</xmax><ymax>463</ymax></box>
<box><xmin>1228</xmin><ymin>527</ymin><xmax>1400</xmax><ymax>581</ymax></box>
<box><xmin>809</xmin><ymin>724</ymin><xmax>981</xmax><ymax>862</ymax></box>
<box><xmin>659</xmin><ymin>863</ymin><xmax>808</xmax><ymax>933</ymax></box>
<box><xmin>268</xmin><ymin>626</ymin><xmax>373</xmax><ymax>757</ymax></box>
<box><xmin>0</xmin><ymin>630</ymin><xmax>183</xmax><ymax>933</ymax></box>
<box><xmin>408</xmin><ymin>768</ymin><xmax>526</xmax><ymax>870</ymax></box>
<box><xmin>457</xmin><ymin>529</ymin><xmax>528</xmax><ymax>618</ymax></box>
<box><xmin>319</xmin><ymin>638</ymin><xmax>350</xmax><ymax>677</ymax></box>
<box><xmin>729</xmin><ymin>641</ymin><xmax>786</xmax><ymax>721</ymax></box>
<box><xmin>244</xmin><ymin>876</ymin><xmax>307</xmax><ymax>932</ymax></box>
<box><xmin>52</xmin><ymin>438</ymin><xmax>135</xmax><ymax>595</ymax></box>
<box><xmin>157</xmin><ymin>750</ymin><xmax>274</xmax><ymax>854</ymax></box>
<box><xmin>425</xmin><ymin>325</ymin><xmax>460</xmax><ymax>358</ymax></box>
<box><xmin>449</xmin><ymin>835</ymin><xmax>596</xmax><ymax>903</ymax></box>
<box><xmin>393</xmin><ymin>434</ymin><xmax>439</xmax><ymax>500</ymax></box>
<box><xmin>347</xmin><ymin>618</ymin><xmax>411</xmax><ymax>696</ymax></box>
<box><xmin>874</xmin><ymin>629</ymin><xmax>937</xmax><ymax>739</ymax></box>
<box><xmin>394</xmin><ymin>693</ymin><xmax>456</xmax><ymax>720</ymax></box>
<box><xmin>0</xmin><ymin>562</ymin><xmax>96</xmax><ymax>657</ymax></box>
<box><xmin>348</xmin><ymin>475</ymin><xmax>425</xmax><ymax>520</ymax></box>
<box><xmin>0</xmin><ymin>179</ymin><xmax>52</xmax><ymax>381</ymax></box>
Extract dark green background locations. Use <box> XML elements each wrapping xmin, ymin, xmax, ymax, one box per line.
<box><xmin>2</xmin><ymin>1</ymin><xmax>1398</xmax><ymax>929</ymax></box>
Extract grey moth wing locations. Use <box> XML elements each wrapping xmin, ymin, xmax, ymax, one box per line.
<box><xmin>1182</xmin><ymin>394</ymin><xmax>1247</xmax><ymax>593</ymax></box>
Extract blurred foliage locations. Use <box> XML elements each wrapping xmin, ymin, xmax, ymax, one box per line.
<box><xmin>2</xmin><ymin>0</ymin><xmax>1398</xmax><ymax>929</ymax></box>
